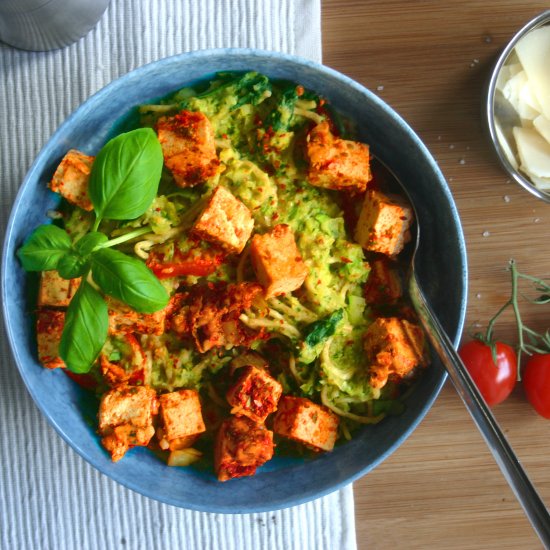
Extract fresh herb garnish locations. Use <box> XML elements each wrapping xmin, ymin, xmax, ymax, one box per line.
<box><xmin>17</xmin><ymin>128</ymin><xmax>168</xmax><ymax>373</ymax></box>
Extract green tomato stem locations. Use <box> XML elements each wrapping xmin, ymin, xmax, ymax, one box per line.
<box><xmin>484</xmin><ymin>260</ymin><xmax>550</xmax><ymax>379</ymax></box>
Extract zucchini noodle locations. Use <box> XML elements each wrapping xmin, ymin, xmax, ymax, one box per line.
<box><xmin>321</xmin><ymin>386</ymin><xmax>386</xmax><ymax>425</ymax></box>
<box><xmin>287</xmin><ymin>353</ymin><xmax>304</xmax><ymax>385</ymax></box>
<box><xmin>294</xmin><ymin>99</ymin><xmax>317</xmax><ymax>110</ymax></box>
<box><xmin>320</xmin><ymin>337</ymin><xmax>354</xmax><ymax>382</ymax></box>
<box><xmin>293</xmin><ymin>107</ymin><xmax>324</xmax><ymax>124</ymax></box>
<box><xmin>134</xmin><ymin>239</ymin><xmax>155</xmax><ymax>259</ymax></box>
<box><xmin>267</xmin><ymin>295</ymin><xmax>318</xmax><ymax>324</ymax></box>
<box><xmin>239</xmin><ymin>312</ymin><xmax>302</xmax><ymax>340</ymax></box>
<box><xmin>132</xmin><ymin>197</ymin><xmax>208</xmax><ymax>253</ymax></box>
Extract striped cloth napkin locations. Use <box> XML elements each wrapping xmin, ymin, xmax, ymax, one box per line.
<box><xmin>0</xmin><ymin>1</ymin><xmax>358</xmax><ymax>549</ymax></box>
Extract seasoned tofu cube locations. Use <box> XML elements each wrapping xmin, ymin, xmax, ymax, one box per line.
<box><xmin>364</xmin><ymin>317</ymin><xmax>426</xmax><ymax>389</ymax></box>
<box><xmin>306</xmin><ymin>121</ymin><xmax>372</xmax><ymax>192</ymax></box>
<box><xmin>49</xmin><ymin>149</ymin><xmax>94</xmax><ymax>211</ymax></box>
<box><xmin>226</xmin><ymin>365</ymin><xmax>283</xmax><ymax>423</ymax></box>
<box><xmin>364</xmin><ymin>258</ymin><xmax>402</xmax><ymax>305</ymax></box>
<box><xmin>192</xmin><ymin>186</ymin><xmax>254</xmax><ymax>254</ymax></box>
<box><xmin>214</xmin><ymin>416</ymin><xmax>274</xmax><ymax>481</ymax></box>
<box><xmin>250</xmin><ymin>224</ymin><xmax>308</xmax><ymax>298</ymax></box>
<box><xmin>98</xmin><ymin>384</ymin><xmax>158</xmax><ymax>462</ymax></box>
<box><xmin>107</xmin><ymin>297</ymin><xmax>166</xmax><ymax>335</ymax></box>
<box><xmin>273</xmin><ymin>396</ymin><xmax>339</xmax><ymax>452</ymax></box>
<box><xmin>36</xmin><ymin>309</ymin><xmax>65</xmax><ymax>369</ymax></box>
<box><xmin>157</xmin><ymin>389</ymin><xmax>206</xmax><ymax>451</ymax></box>
<box><xmin>99</xmin><ymin>334</ymin><xmax>146</xmax><ymax>387</ymax></box>
<box><xmin>156</xmin><ymin>110</ymin><xmax>219</xmax><ymax>187</ymax></box>
<box><xmin>354</xmin><ymin>189</ymin><xmax>413</xmax><ymax>257</ymax></box>
<box><xmin>37</xmin><ymin>271</ymin><xmax>80</xmax><ymax>308</ymax></box>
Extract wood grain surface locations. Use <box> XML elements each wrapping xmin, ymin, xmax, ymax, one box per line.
<box><xmin>322</xmin><ymin>2</ymin><xmax>550</xmax><ymax>548</ymax></box>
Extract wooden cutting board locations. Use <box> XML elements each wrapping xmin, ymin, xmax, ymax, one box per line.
<box><xmin>323</xmin><ymin>2</ymin><xmax>550</xmax><ymax>548</ymax></box>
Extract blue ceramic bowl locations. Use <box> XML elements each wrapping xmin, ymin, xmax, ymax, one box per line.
<box><xmin>2</xmin><ymin>49</ymin><xmax>467</xmax><ymax>513</ymax></box>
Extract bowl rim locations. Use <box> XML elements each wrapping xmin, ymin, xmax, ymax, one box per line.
<box><xmin>485</xmin><ymin>10</ymin><xmax>550</xmax><ymax>203</ymax></box>
<box><xmin>1</xmin><ymin>47</ymin><xmax>468</xmax><ymax>512</ymax></box>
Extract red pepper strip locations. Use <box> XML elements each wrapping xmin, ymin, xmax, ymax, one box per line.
<box><xmin>64</xmin><ymin>370</ymin><xmax>98</xmax><ymax>391</ymax></box>
<box><xmin>148</xmin><ymin>258</ymin><xmax>220</xmax><ymax>279</ymax></box>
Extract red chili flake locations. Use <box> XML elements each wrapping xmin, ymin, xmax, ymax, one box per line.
<box><xmin>272</xmin><ymin>213</ymin><xmax>279</xmax><ymax>221</ymax></box>
<box><xmin>340</xmin><ymin>257</ymin><xmax>352</xmax><ymax>264</ymax></box>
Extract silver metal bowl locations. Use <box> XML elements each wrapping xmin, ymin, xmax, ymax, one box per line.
<box><xmin>485</xmin><ymin>10</ymin><xmax>550</xmax><ymax>203</ymax></box>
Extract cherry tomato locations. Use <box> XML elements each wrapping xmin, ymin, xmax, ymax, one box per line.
<box><xmin>458</xmin><ymin>340</ymin><xmax>517</xmax><ymax>406</ymax></box>
<box><xmin>523</xmin><ymin>354</ymin><xmax>550</xmax><ymax>419</ymax></box>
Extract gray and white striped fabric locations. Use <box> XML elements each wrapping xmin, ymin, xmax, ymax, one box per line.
<box><xmin>0</xmin><ymin>1</ymin><xmax>357</xmax><ymax>549</ymax></box>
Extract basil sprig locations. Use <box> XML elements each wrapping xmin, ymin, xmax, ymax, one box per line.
<box><xmin>16</xmin><ymin>128</ymin><xmax>168</xmax><ymax>373</ymax></box>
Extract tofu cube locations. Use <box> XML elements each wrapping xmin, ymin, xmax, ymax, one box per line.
<box><xmin>107</xmin><ymin>296</ymin><xmax>167</xmax><ymax>335</ymax></box>
<box><xmin>98</xmin><ymin>384</ymin><xmax>158</xmax><ymax>462</ymax></box>
<box><xmin>192</xmin><ymin>186</ymin><xmax>254</xmax><ymax>254</ymax></box>
<box><xmin>37</xmin><ymin>271</ymin><xmax>80</xmax><ymax>308</ymax></box>
<box><xmin>354</xmin><ymin>189</ymin><xmax>413</xmax><ymax>257</ymax></box>
<box><xmin>250</xmin><ymin>224</ymin><xmax>308</xmax><ymax>298</ymax></box>
<box><xmin>49</xmin><ymin>149</ymin><xmax>94</xmax><ymax>211</ymax></box>
<box><xmin>36</xmin><ymin>309</ymin><xmax>65</xmax><ymax>369</ymax></box>
<box><xmin>157</xmin><ymin>389</ymin><xmax>206</xmax><ymax>451</ymax></box>
<box><xmin>226</xmin><ymin>365</ymin><xmax>283</xmax><ymax>423</ymax></box>
<box><xmin>273</xmin><ymin>396</ymin><xmax>339</xmax><ymax>452</ymax></box>
<box><xmin>364</xmin><ymin>258</ymin><xmax>402</xmax><ymax>305</ymax></box>
<box><xmin>156</xmin><ymin>110</ymin><xmax>219</xmax><ymax>187</ymax></box>
<box><xmin>214</xmin><ymin>415</ymin><xmax>274</xmax><ymax>481</ymax></box>
<box><xmin>306</xmin><ymin>121</ymin><xmax>372</xmax><ymax>192</ymax></box>
<box><xmin>364</xmin><ymin>317</ymin><xmax>426</xmax><ymax>389</ymax></box>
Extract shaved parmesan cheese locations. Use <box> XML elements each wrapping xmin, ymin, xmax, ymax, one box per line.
<box><xmin>502</xmin><ymin>70</ymin><xmax>527</xmax><ymax>113</ymax></box>
<box><xmin>513</xmin><ymin>126</ymin><xmax>550</xmax><ymax>178</ymax></box>
<box><xmin>494</xmin><ymin>25</ymin><xmax>550</xmax><ymax>192</ymax></box>
<box><xmin>533</xmin><ymin>115</ymin><xmax>550</xmax><ymax>145</ymax></box>
<box><xmin>496</xmin><ymin>64</ymin><xmax>512</xmax><ymax>93</ymax></box>
<box><xmin>529</xmin><ymin>174</ymin><xmax>550</xmax><ymax>190</ymax></box>
<box><xmin>515</xmin><ymin>26</ymin><xmax>550</xmax><ymax>120</ymax></box>
<box><xmin>520</xmin><ymin>79</ymin><xmax>543</xmax><ymax>114</ymax></box>
<box><xmin>495</xmin><ymin>121</ymin><xmax>518</xmax><ymax>170</ymax></box>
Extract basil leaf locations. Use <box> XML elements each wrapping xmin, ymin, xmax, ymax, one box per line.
<box><xmin>89</xmin><ymin>128</ymin><xmax>163</xmax><ymax>221</ymax></box>
<box><xmin>91</xmin><ymin>248</ymin><xmax>169</xmax><ymax>313</ymax></box>
<box><xmin>57</xmin><ymin>253</ymin><xmax>88</xmax><ymax>279</ymax></box>
<box><xmin>75</xmin><ymin>232</ymin><xmax>108</xmax><ymax>256</ymax></box>
<box><xmin>59</xmin><ymin>281</ymin><xmax>108</xmax><ymax>374</ymax></box>
<box><xmin>17</xmin><ymin>225</ymin><xmax>72</xmax><ymax>271</ymax></box>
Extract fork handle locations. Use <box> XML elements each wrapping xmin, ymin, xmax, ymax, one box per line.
<box><xmin>409</xmin><ymin>277</ymin><xmax>550</xmax><ymax>548</ymax></box>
